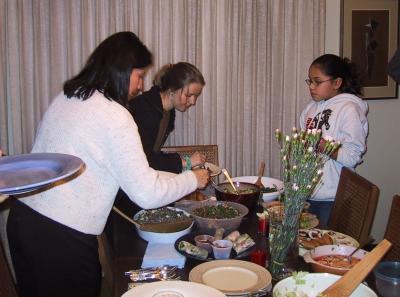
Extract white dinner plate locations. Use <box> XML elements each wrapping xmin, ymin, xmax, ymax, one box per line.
<box><xmin>0</xmin><ymin>153</ymin><xmax>84</xmax><ymax>195</ymax></box>
<box><xmin>230</xmin><ymin>176</ymin><xmax>284</xmax><ymax>202</ymax></box>
<box><xmin>121</xmin><ymin>280</ymin><xmax>225</xmax><ymax>297</ymax></box>
<box><xmin>189</xmin><ymin>259</ymin><xmax>272</xmax><ymax>296</ymax></box>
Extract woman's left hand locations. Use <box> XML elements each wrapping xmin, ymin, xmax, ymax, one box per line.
<box><xmin>190</xmin><ymin>152</ymin><xmax>206</xmax><ymax>168</ymax></box>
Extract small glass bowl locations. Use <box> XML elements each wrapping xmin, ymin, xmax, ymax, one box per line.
<box><xmin>194</xmin><ymin>235</ymin><xmax>215</xmax><ymax>253</ymax></box>
<box><xmin>212</xmin><ymin>239</ymin><xmax>233</xmax><ymax>259</ymax></box>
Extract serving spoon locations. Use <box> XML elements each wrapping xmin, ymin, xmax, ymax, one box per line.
<box><xmin>254</xmin><ymin>161</ymin><xmax>265</xmax><ymax>188</ymax></box>
<box><xmin>346</xmin><ymin>238</ymin><xmax>373</xmax><ymax>264</ymax></box>
<box><xmin>222</xmin><ymin>169</ymin><xmax>238</xmax><ymax>194</ymax></box>
<box><xmin>321</xmin><ymin>239</ymin><xmax>392</xmax><ymax>297</ymax></box>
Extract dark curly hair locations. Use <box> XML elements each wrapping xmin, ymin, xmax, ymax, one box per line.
<box><xmin>63</xmin><ymin>31</ymin><xmax>152</xmax><ymax>106</ymax></box>
<box><xmin>311</xmin><ymin>54</ymin><xmax>363</xmax><ymax>96</ymax></box>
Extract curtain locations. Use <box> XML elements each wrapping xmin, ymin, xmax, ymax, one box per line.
<box><xmin>0</xmin><ymin>0</ymin><xmax>325</xmax><ymax>277</ymax></box>
<box><xmin>0</xmin><ymin>0</ymin><xmax>325</xmax><ymax>177</ymax></box>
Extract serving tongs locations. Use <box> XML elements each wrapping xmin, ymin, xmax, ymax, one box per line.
<box><xmin>112</xmin><ymin>206</ymin><xmax>193</xmax><ymax>233</ymax></box>
<box><xmin>222</xmin><ymin>168</ymin><xmax>238</xmax><ymax>194</ymax></box>
<box><xmin>321</xmin><ymin>239</ymin><xmax>392</xmax><ymax>297</ymax></box>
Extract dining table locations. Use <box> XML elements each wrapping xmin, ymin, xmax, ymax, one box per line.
<box><xmin>106</xmin><ymin>193</ymin><xmax>380</xmax><ymax>297</ymax></box>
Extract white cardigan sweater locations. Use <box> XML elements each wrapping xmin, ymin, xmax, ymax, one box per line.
<box><xmin>22</xmin><ymin>91</ymin><xmax>197</xmax><ymax>235</ymax></box>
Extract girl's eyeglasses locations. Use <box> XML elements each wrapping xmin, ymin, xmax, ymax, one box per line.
<box><xmin>305</xmin><ymin>78</ymin><xmax>335</xmax><ymax>86</ymax></box>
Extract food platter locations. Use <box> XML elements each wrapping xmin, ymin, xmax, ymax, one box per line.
<box><xmin>299</xmin><ymin>228</ymin><xmax>359</xmax><ymax>256</ymax></box>
<box><xmin>0</xmin><ymin>153</ymin><xmax>84</xmax><ymax>195</ymax></box>
<box><xmin>299</xmin><ymin>213</ymin><xmax>319</xmax><ymax>229</ymax></box>
<box><xmin>189</xmin><ymin>259</ymin><xmax>272</xmax><ymax>296</ymax></box>
<box><xmin>263</xmin><ymin>204</ymin><xmax>319</xmax><ymax>230</ymax></box>
<box><xmin>121</xmin><ymin>280</ymin><xmax>226</xmax><ymax>297</ymax></box>
<box><xmin>174</xmin><ymin>231</ymin><xmax>255</xmax><ymax>261</ymax></box>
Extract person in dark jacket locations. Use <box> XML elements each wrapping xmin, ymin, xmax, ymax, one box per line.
<box><xmin>106</xmin><ymin>63</ymin><xmax>207</xmax><ymax>239</ymax></box>
<box><xmin>129</xmin><ymin>62</ymin><xmax>206</xmax><ymax>173</ymax></box>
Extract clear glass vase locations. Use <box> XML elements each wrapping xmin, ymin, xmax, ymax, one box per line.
<box><xmin>268</xmin><ymin>206</ymin><xmax>300</xmax><ymax>280</ymax></box>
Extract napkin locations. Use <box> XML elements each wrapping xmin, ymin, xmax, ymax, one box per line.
<box><xmin>141</xmin><ymin>242</ymin><xmax>186</xmax><ymax>268</ymax></box>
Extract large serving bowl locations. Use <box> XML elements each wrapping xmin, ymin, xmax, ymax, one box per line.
<box><xmin>231</xmin><ymin>176</ymin><xmax>284</xmax><ymax>202</ymax></box>
<box><xmin>273</xmin><ymin>273</ymin><xmax>377</xmax><ymax>297</ymax></box>
<box><xmin>188</xmin><ymin>201</ymin><xmax>248</xmax><ymax>235</ymax></box>
<box><xmin>133</xmin><ymin>207</ymin><xmax>194</xmax><ymax>243</ymax></box>
<box><xmin>214</xmin><ymin>181</ymin><xmax>261</xmax><ymax>210</ymax></box>
<box><xmin>303</xmin><ymin>245</ymin><xmax>368</xmax><ymax>275</ymax></box>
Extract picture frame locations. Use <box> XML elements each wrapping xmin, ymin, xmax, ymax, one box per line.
<box><xmin>341</xmin><ymin>0</ymin><xmax>399</xmax><ymax>99</ymax></box>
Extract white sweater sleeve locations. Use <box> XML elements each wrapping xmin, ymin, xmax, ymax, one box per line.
<box><xmin>336</xmin><ymin>104</ymin><xmax>368</xmax><ymax>167</ymax></box>
<box><xmin>103</xmin><ymin>112</ymin><xmax>197</xmax><ymax>209</ymax></box>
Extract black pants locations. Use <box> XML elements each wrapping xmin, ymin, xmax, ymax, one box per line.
<box><xmin>7</xmin><ymin>200</ymin><xmax>101</xmax><ymax>297</ymax></box>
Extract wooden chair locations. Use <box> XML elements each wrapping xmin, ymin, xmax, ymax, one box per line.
<box><xmin>161</xmin><ymin>145</ymin><xmax>219</xmax><ymax>199</ymax></box>
<box><xmin>383</xmin><ymin>195</ymin><xmax>400</xmax><ymax>261</ymax></box>
<box><xmin>328</xmin><ymin>167</ymin><xmax>380</xmax><ymax>248</ymax></box>
<box><xmin>160</xmin><ymin>144</ymin><xmax>219</xmax><ymax>166</ymax></box>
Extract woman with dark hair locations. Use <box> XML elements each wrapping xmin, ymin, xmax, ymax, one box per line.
<box><xmin>7</xmin><ymin>32</ymin><xmax>209</xmax><ymax>297</ymax></box>
<box><xmin>300</xmin><ymin>54</ymin><xmax>368</xmax><ymax>225</ymax></box>
<box><xmin>130</xmin><ymin>62</ymin><xmax>206</xmax><ymax>173</ymax></box>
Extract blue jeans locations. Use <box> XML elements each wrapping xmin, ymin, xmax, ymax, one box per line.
<box><xmin>307</xmin><ymin>200</ymin><xmax>334</xmax><ymax>227</ymax></box>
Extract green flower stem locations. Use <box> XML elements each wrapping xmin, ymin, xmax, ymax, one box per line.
<box><xmin>270</xmin><ymin>128</ymin><xmax>340</xmax><ymax>279</ymax></box>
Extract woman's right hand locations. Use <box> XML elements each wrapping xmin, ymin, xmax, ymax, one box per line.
<box><xmin>192</xmin><ymin>168</ymin><xmax>209</xmax><ymax>189</ymax></box>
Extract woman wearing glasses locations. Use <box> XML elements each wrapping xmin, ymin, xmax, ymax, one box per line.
<box><xmin>300</xmin><ymin>54</ymin><xmax>368</xmax><ymax>226</ymax></box>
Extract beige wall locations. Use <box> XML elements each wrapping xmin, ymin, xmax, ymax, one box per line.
<box><xmin>325</xmin><ymin>0</ymin><xmax>400</xmax><ymax>241</ymax></box>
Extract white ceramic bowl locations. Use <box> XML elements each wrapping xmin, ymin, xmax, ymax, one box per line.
<box><xmin>273</xmin><ymin>273</ymin><xmax>377</xmax><ymax>297</ymax></box>
<box><xmin>230</xmin><ymin>176</ymin><xmax>283</xmax><ymax>202</ymax></box>
<box><xmin>133</xmin><ymin>207</ymin><xmax>194</xmax><ymax>243</ymax></box>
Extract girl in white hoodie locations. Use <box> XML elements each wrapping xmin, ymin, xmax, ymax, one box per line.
<box><xmin>300</xmin><ymin>54</ymin><xmax>368</xmax><ymax>226</ymax></box>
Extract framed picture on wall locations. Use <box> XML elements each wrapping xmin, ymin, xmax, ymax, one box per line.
<box><xmin>341</xmin><ymin>0</ymin><xmax>399</xmax><ymax>99</ymax></box>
